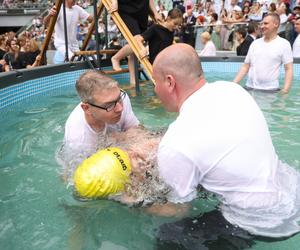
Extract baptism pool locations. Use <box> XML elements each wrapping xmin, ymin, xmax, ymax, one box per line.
<box><xmin>0</xmin><ymin>61</ymin><xmax>300</xmax><ymax>250</ymax></box>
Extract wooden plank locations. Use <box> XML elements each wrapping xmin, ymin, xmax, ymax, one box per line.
<box><xmin>38</xmin><ymin>0</ymin><xmax>63</xmax><ymax>66</ymax></box>
<box><xmin>102</xmin><ymin>0</ymin><xmax>154</xmax><ymax>84</ymax></box>
<box><xmin>103</xmin><ymin>67</ymin><xmax>142</xmax><ymax>75</ymax></box>
<box><xmin>73</xmin><ymin>49</ymin><xmax>119</xmax><ymax>56</ymax></box>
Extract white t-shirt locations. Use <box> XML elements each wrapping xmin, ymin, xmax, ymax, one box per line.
<box><xmin>199</xmin><ymin>41</ymin><xmax>216</xmax><ymax>56</ymax></box>
<box><xmin>158</xmin><ymin>81</ymin><xmax>300</xmax><ymax>237</ymax></box>
<box><xmin>293</xmin><ymin>34</ymin><xmax>300</xmax><ymax>58</ymax></box>
<box><xmin>64</xmin><ymin>94</ymin><xmax>139</xmax><ymax>157</ymax></box>
<box><xmin>278</xmin><ymin>13</ymin><xmax>288</xmax><ymax>34</ymax></box>
<box><xmin>54</xmin><ymin>5</ymin><xmax>89</xmax><ymax>53</ymax></box>
<box><xmin>245</xmin><ymin>36</ymin><xmax>293</xmax><ymax>90</ymax></box>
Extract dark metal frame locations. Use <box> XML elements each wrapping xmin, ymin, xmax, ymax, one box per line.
<box><xmin>1</xmin><ymin>57</ymin><xmax>299</xmax><ymax>90</ymax></box>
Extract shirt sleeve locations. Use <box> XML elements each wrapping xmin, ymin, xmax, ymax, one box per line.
<box><xmin>78</xmin><ymin>6</ymin><xmax>90</xmax><ymax>21</ymax></box>
<box><xmin>157</xmin><ymin>145</ymin><xmax>199</xmax><ymax>203</ymax></box>
<box><xmin>244</xmin><ymin>42</ymin><xmax>253</xmax><ymax>63</ymax></box>
<box><xmin>121</xmin><ymin>94</ymin><xmax>139</xmax><ymax>130</ymax></box>
<box><xmin>141</xmin><ymin>24</ymin><xmax>156</xmax><ymax>42</ymax></box>
<box><xmin>282</xmin><ymin>41</ymin><xmax>293</xmax><ymax>65</ymax></box>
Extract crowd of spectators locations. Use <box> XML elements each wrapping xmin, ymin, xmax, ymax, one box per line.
<box><xmin>1</xmin><ymin>0</ymin><xmax>300</xmax><ymax>73</ymax></box>
<box><xmin>0</xmin><ymin>31</ymin><xmax>42</xmax><ymax>72</ymax></box>
<box><xmin>0</xmin><ymin>0</ymin><xmax>49</xmax><ymax>9</ymax></box>
<box><xmin>165</xmin><ymin>0</ymin><xmax>300</xmax><ymax>56</ymax></box>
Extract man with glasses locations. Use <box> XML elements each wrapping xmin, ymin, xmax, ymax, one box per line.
<box><xmin>62</xmin><ymin>70</ymin><xmax>139</xmax><ymax>162</ymax></box>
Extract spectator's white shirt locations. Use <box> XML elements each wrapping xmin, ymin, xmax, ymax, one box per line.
<box><xmin>245</xmin><ymin>36</ymin><xmax>293</xmax><ymax>90</ymax></box>
<box><xmin>278</xmin><ymin>13</ymin><xmax>288</xmax><ymax>33</ymax></box>
<box><xmin>293</xmin><ymin>34</ymin><xmax>300</xmax><ymax>58</ymax></box>
<box><xmin>64</xmin><ymin>94</ymin><xmax>139</xmax><ymax>156</ymax></box>
<box><xmin>158</xmin><ymin>81</ymin><xmax>300</xmax><ymax>237</ymax></box>
<box><xmin>199</xmin><ymin>41</ymin><xmax>216</xmax><ymax>56</ymax></box>
<box><xmin>54</xmin><ymin>5</ymin><xmax>89</xmax><ymax>52</ymax></box>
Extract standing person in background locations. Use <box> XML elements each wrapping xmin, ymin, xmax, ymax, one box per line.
<box><xmin>234</xmin><ymin>13</ymin><xmax>293</xmax><ymax>93</ymax></box>
<box><xmin>293</xmin><ymin>17</ymin><xmax>300</xmax><ymax>57</ymax></box>
<box><xmin>24</xmin><ymin>38</ymin><xmax>42</xmax><ymax>68</ymax></box>
<box><xmin>3</xmin><ymin>39</ymin><xmax>27</xmax><ymax>71</ymax></box>
<box><xmin>199</xmin><ymin>31</ymin><xmax>216</xmax><ymax>56</ymax></box>
<box><xmin>134</xmin><ymin>8</ymin><xmax>183</xmax><ymax>64</ymax></box>
<box><xmin>0</xmin><ymin>35</ymin><xmax>7</xmax><ymax>72</ymax></box>
<box><xmin>235</xmin><ymin>26</ymin><xmax>253</xmax><ymax>56</ymax></box>
<box><xmin>110</xmin><ymin>0</ymin><xmax>162</xmax><ymax>86</ymax></box>
<box><xmin>181</xmin><ymin>4</ymin><xmax>197</xmax><ymax>47</ymax></box>
<box><xmin>277</xmin><ymin>2</ymin><xmax>289</xmax><ymax>39</ymax></box>
<box><xmin>18</xmin><ymin>35</ymin><xmax>28</xmax><ymax>52</ymax></box>
<box><xmin>44</xmin><ymin>0</ymin><xmax>93</xmax><ymax>64</ymax></box>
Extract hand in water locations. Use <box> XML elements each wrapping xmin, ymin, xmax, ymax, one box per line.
<box><xmin>280</xmin><ymin>88</ymin><xmax>289</xmax><ymax>94</ymax></box>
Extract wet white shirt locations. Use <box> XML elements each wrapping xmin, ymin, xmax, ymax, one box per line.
<box><xmin>64</xmin><ymin>94</ymin><xmax>139</xmax><ymax>156</ymax></box>
<box><xmin>199</xmin><ymin>41</ymin><xmax>216</xmax><ymax>56</ymax></box>
<box><xmin>293</xmin><ymin>34</ymin><xmax>300</xmax><ymax>58</ymax></box>
<box><xmin>244</xmin><ymin>36</ymin><xmax>293</xmax><ymax>90</ymax></box>
<box><xmin>158</xmin><ymin>81</ymin><xmax>300</xmax><ymax>237</ymax></box>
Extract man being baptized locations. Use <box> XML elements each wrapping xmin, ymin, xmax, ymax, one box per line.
<box><xmin>69</xmin><ymin>127</ymin><xmax>171</xmax><ymax>206</ymax></box>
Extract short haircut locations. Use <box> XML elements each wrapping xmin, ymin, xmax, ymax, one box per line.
<box><xmin>264</xmin><ymin>13</ymin><xmax>280</xmax><ymax>25</ymax></box>
<box><xmin>167</xmin><ymin>8</ymin><xmax>183</xmax><ymax>19</ymax></box>
<box><xmin>211</xmin><ymin>13</ymin><xmax>218</xmax><ymax>21</ymax></box>
<box><xmin>201</xmin><ymin>31</ymin><xmax>211</xmax><ymax>40</ymax></box>
<box><xmin>75</xmin><ymin>70</ymin><xmax>118</xmax><ymax>103</ymax></box>
<box><xmin>247</xmin><ymin>21</ymin><xmax>259</xmax><ymax>34</ymax></box>
<box><xmin>236</xmin><ymin>27</ymin><xmax>247</xmax><ymax>38</ymax></box>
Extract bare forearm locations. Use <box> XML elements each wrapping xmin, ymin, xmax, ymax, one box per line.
<box><xmin>282</xmin><ymin>63</ymin><xmax>293</xmax><ymax>93</ymax></box>
<box><xmin>233</xmin><ymin>63</ymin><xmax>250</xmax><ymax>83</ymax></box>
<box><xmin>145</xmin><ymin>202</ymin><xmax>191</xmax><ymax>218</ymax></box>
<box><xmin>44</xmin><ymin>14</ymin><xmax>51</xmax><ymax>27</ymax></box>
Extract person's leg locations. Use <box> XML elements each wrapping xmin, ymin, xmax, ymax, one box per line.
<box><xmin>111</xmin><ymin>12</ymin><xmax>143</xmax><ymax>72</ymax></box>
<box><xmin>111</xmin><ymin>44</ymin><xmax>132</xmax><ymax>71</ymax></box>
<box><xmin>127</xmin><ymin>53</ymin><xmax>136</xmax><ymax>85</ymax></box>
<box><xmin>156</xmin><ymin>209</ymin><xmax>254</xmax><ymax>250</ymax></box>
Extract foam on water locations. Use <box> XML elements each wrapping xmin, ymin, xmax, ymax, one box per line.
<box><xmin>56</xmin><ymin>127</ymin><xmax>171</xmax><ymax>206</ymax></box>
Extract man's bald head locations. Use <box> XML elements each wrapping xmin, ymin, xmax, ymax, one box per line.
<box><xmin>153</xmin><ymin>43</ymin><xmax>204</xmax><ymax>86</ymax></box>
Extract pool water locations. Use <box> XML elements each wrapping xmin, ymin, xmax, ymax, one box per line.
<box><xmin>0</xmin><ymin>73</ymin><xmax>299</xmax><ymax>250</ymax></box>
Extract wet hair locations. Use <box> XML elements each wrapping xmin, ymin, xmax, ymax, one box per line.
<box><xmin>236</xmin><ymin>27</ymin><xmax>247</xmax><ymax>38</ymax></box>
<box><xmin>247</xmin><ymin>21</ymin><xmax>259</xmax><ymax>34</ymax></box>
<box><xmin>167</xmin><ymin>8</ymin><xmax>183</xmax><ymax>20</ymax></box>
<box><xmin>265</xmin><ymin>13</ymin><xmax>280</xmax><ymax>25</ymax></box>
<box><xmin>76</xmin><ymin>70</ymin><xmax>118</xmax><ymax>103</ymax></box>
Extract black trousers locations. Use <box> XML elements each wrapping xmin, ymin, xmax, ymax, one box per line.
<box><xmin>156</xmin><ymin>210</ymin><xmax>255</xmax><ymax>250</ymax></box>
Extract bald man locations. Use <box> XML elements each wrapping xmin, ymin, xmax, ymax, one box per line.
<box><xmin>234</xmin><ymin>13</ymin><xmax>293</xmax><ymax>93</ymax></box>
<box><xmin>152</xmin><ymin>43</ymin><xmax>300</xmax><ymax>244</ymax></box>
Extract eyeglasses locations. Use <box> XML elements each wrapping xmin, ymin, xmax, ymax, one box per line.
<box><xmin>87</xmin><ymin>89</ymin><xmax>126</xmax><ymax>112</ymax></box>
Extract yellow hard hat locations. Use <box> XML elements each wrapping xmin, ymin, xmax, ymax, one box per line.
<box><xmin>73</xmin><ymin>147</ymin><xmax>132</xmax><ymax>199</ymax></box>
